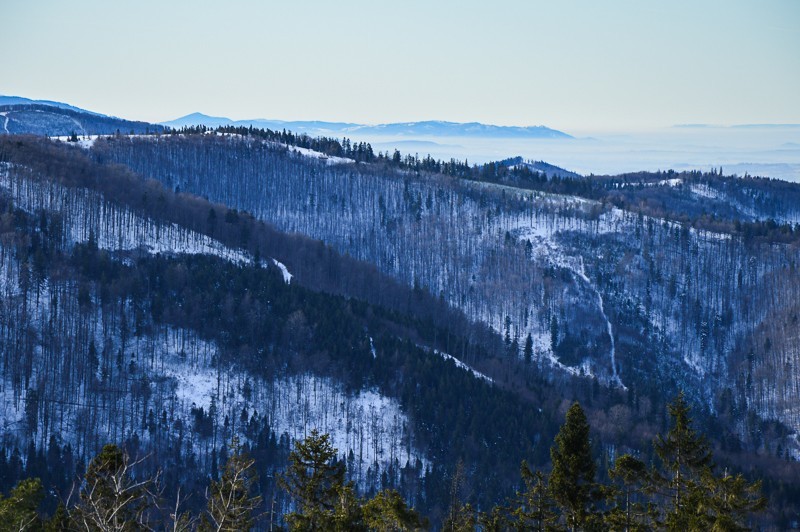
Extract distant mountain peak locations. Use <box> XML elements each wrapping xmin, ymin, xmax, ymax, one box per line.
<box><xmin>164</xmin><ymin>112</ymin><xmax>234</xmax><ymax>128</ymax></box>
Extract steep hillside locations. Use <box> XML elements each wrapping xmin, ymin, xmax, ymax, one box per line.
<box><xmin>0</xmin><ymin>136</ymin><xmax>573</xmax><ymax>521</ymax></box>
<box><xmin>96</xmin><ymin>133</ymin><xmax>800</xmax><ymax>460</ymax></box>
<box><xmin>0</xmin><ymin>134</ymin><xmax>799</xmax><ymax>526</ymax></box>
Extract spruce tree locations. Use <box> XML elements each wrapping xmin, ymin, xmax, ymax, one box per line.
<box><xmin>524</xmin><ymin>334</ymin><xmax>534</xmax><ymax>364</ymax></box>
<box><xmin>700</xmin><ymin>469</ymin><xmax>766</xmax><ymax>530</ymax></box>
<box><xmin>44</xmin><ymin>503</ymin><xmax>70</xmax><ymax>532</ymax></box>
<box><xmin>653</xmin><ymin>392</ymin><xmax>713</xmax><ymax>528</ymax></box>
<box><xmin>330</xmin><ymin>483</ymin><xmax>365</xmax><ymax>531</ymax></box>
<box><xmin>549</xmin><ymin>402</ymin><xmax>598</xmax><ymax>531</ymax></box>
<box><xmin>478</xmin><ymin>504</ymin><xmax>510</xmax><ymax>532</ymax></box>
<box><xmin>443</xmin><ymin>461</ymin><xmax>476</xmax><ymax>532</ymax></box>
<box><xmin>605</xmin><ymin>453</ymin><xmax>655</xmax><ymax>531</ymax></box>
<box><xmin>362</xmin><ymin>489</ymin><xmax>425</xmax><ymax>531</ymax></box>
<box><xmin>279</xmin><ymin>429</ymin><xmax>347</xmax><ymax>531</ymax></box>
<box><xmin>442</xmin><ymin>503</ymin><xmax>476</xmax><ymax>532</ymax></box>
<box><xmin>646</xmin><ymin>393</ymin><xmax>765</xmax><ymax>529</ymax></box>
<box><xmin>513</xmin><ymin>461</ymin><xmax>557</xmax><ymax>531</ymax></box>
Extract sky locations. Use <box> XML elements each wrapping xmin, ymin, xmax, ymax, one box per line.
<box><xmin>1</xmin><ymin>0</ymin><xmax>798</xmax><ymax>132</ymax></box>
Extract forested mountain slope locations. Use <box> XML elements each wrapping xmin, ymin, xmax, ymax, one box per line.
<box><xmin>0</xmin><ymin>136</ymin><xmax>577</xmax><ymax>522</ymax></box>
<box><xmin>98</xmin><ymin>133</ymin><xmax>800</xmax><ymax>457</ymax></box>
<box><xmin>0</xmin><ymin>134</ymin><xmax>798</xmax><ymax>526</ymax></box>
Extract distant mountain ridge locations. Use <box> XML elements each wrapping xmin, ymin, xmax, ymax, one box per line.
<box><xmin>0</xmin><ymin>96</ymin><xmax>572</xmax><ymax>139</ymax></box>
<box><xmin>354</xmin><ymin>120</ymin><xmax>573</xmax><ymax>139</ymax></box>
<box><xmin>0</xmin><ymin>97</ymin><xmax>166</xmax><ymax>136</ymax></box>
<box><xmin>162</xmin><ymin>112</ymin><xmax>573</xmax><ymax>139</ymax></box>
<box><xmin>0</xmin><ymin>95</ymin><xmax>106</xmax><ymax>116</ymax></box>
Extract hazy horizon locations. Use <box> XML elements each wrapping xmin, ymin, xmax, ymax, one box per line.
<box><xmin>4</xmin><ymin>93</ymin><xmax>800</xmax><ymax>136</ymax></box>
<box><xmin>4</xmin><ymin>92</ymin><xmax>799</xmax><ymax>181</ymax></box>
<box><xmin>152</xmin><ymin>105</ymin><xmax>800</xmax><ymax>182</ymax></box>
<box><xmin>159</xmin><ymin>108</ymin><xmax>800</xmax><ymax>132</ymax></box>
<box><xmin>3</xmin><ymin>0</ymin><xmax>798</xmax><ymax>180</ymax></box>
<box><xmin>2</xmin><ymin>0</ymin><xmax>798</xmax><ymax>131</ymax></box>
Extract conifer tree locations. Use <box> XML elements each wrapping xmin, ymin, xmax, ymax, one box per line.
<box><xmin>605</xmin><ymin>454</ymin><xmax>655</xmax><ymax>531</ymax></box>
<box><xmin>699</xmin><ymin>468</ymin><xmax>766</xmax><ymax>531</ymax></box>
<box><xmin>0</xmin><ymin>477</ymin><xmax>43</xmax><ymax>531</ymax></box>
<box><xmin>549</xmin><ymin>402</ymin><xmax>598</xmax><ymax>531</ymax></box>
<box><xmin>653</xmin><ymin>392</ymin><xmax>713</xmax><ymax>528</ymax></box>
<box><xmin>513</xmin><ymin>461</ymin><xmax>558</xmax><ymax>531</ymax></box>
<box><xmin>44</xmin><ymin>503</ymin><xmax>70</xmax><ymax>532</ymax></box>
<box><xmin>652</xmin><ymin>392</ymin><xmax>766</xmax><ymax>529</ymax></box>
<box><xmin>330</xmin><ymin>483</ymin><xmax>365</xmax><ymax>531</ymax></box>
<box><xmin>279</xmin><ymin>429</ymin><xmax>347</xmax><ymax>531</ymax></box>
<box><xmin>524</xmin><ymin>334</ymin><xmax>534</xmax><ymax>364</ymax></box>
<box><xmin>362</xmin><ymin>489</ymin><xmax>425</xmax><ymax>531</ymax></box>
<box><xmin>478</xmin><ymin>504</ymin><xmax>510</xmax><ymax>532</ymax></box>
<box><xmin>442</xmin><ymin>502</ymin><xmax>476</xmax><ymax>532</ymax></box>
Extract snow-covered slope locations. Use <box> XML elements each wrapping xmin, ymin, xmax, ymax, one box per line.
<box><xmin>0</xmin><ymin>165</ymin><xmax>250</xmax><ymax>263</ymax></box>
<box><xmin>97</xmin><ymin>135</ymin><xmax>800</xmax><ymax>458</ymax></box>
<box><xmin>0</xmin><ymin>161</ymin><xmax>426</xmax><ymax>482</ymax></box>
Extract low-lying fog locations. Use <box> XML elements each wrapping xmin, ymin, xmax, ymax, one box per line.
<box><xmin>362</xmin><ymin>125</ymin><xmax>800</xmax><ymax>182</ymax></box>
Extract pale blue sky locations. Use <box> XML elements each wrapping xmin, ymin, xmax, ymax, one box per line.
<box><xmin>2</xmin><ymin>0</ymin><xmax>798</xmax><ymax>131</ymax></box>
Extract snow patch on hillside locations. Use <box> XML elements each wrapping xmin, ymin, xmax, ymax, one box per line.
<box><xmin>151</xmin><ymin>331</ymin><xmax>423</xmax><ymax>476</ymax></box>
<box><xmin>54</xmin><ymin>135</ymin><xmax>98</xmax><ymax>149</ymax></box>
<box><xmin>690</xmin><ymin>183</ymin><xmax>722</xmax><ymax>200</ymax></box>
<box><xmin>272</xmin><ymin>259</ymin><xmax>293</xmax><ymax>284</ymax></box>
<box><xmin>433</xmin><ymin>349</ymin><xmax>493</xmax><ymax>383</ymax></box>
<box><xmin>0</xmin><ymin>294</ymin><xmax>425</xmax><ymax>479</ymax></box>
<box><xmin>0</xmin><ymin>168</ymin><xmax>251</xmax><ymax>264</ymax></box>
<box><xmin>288</xmin><ymin>145</ymin><xmax>355</xmax><ymax>166</ymax></box>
